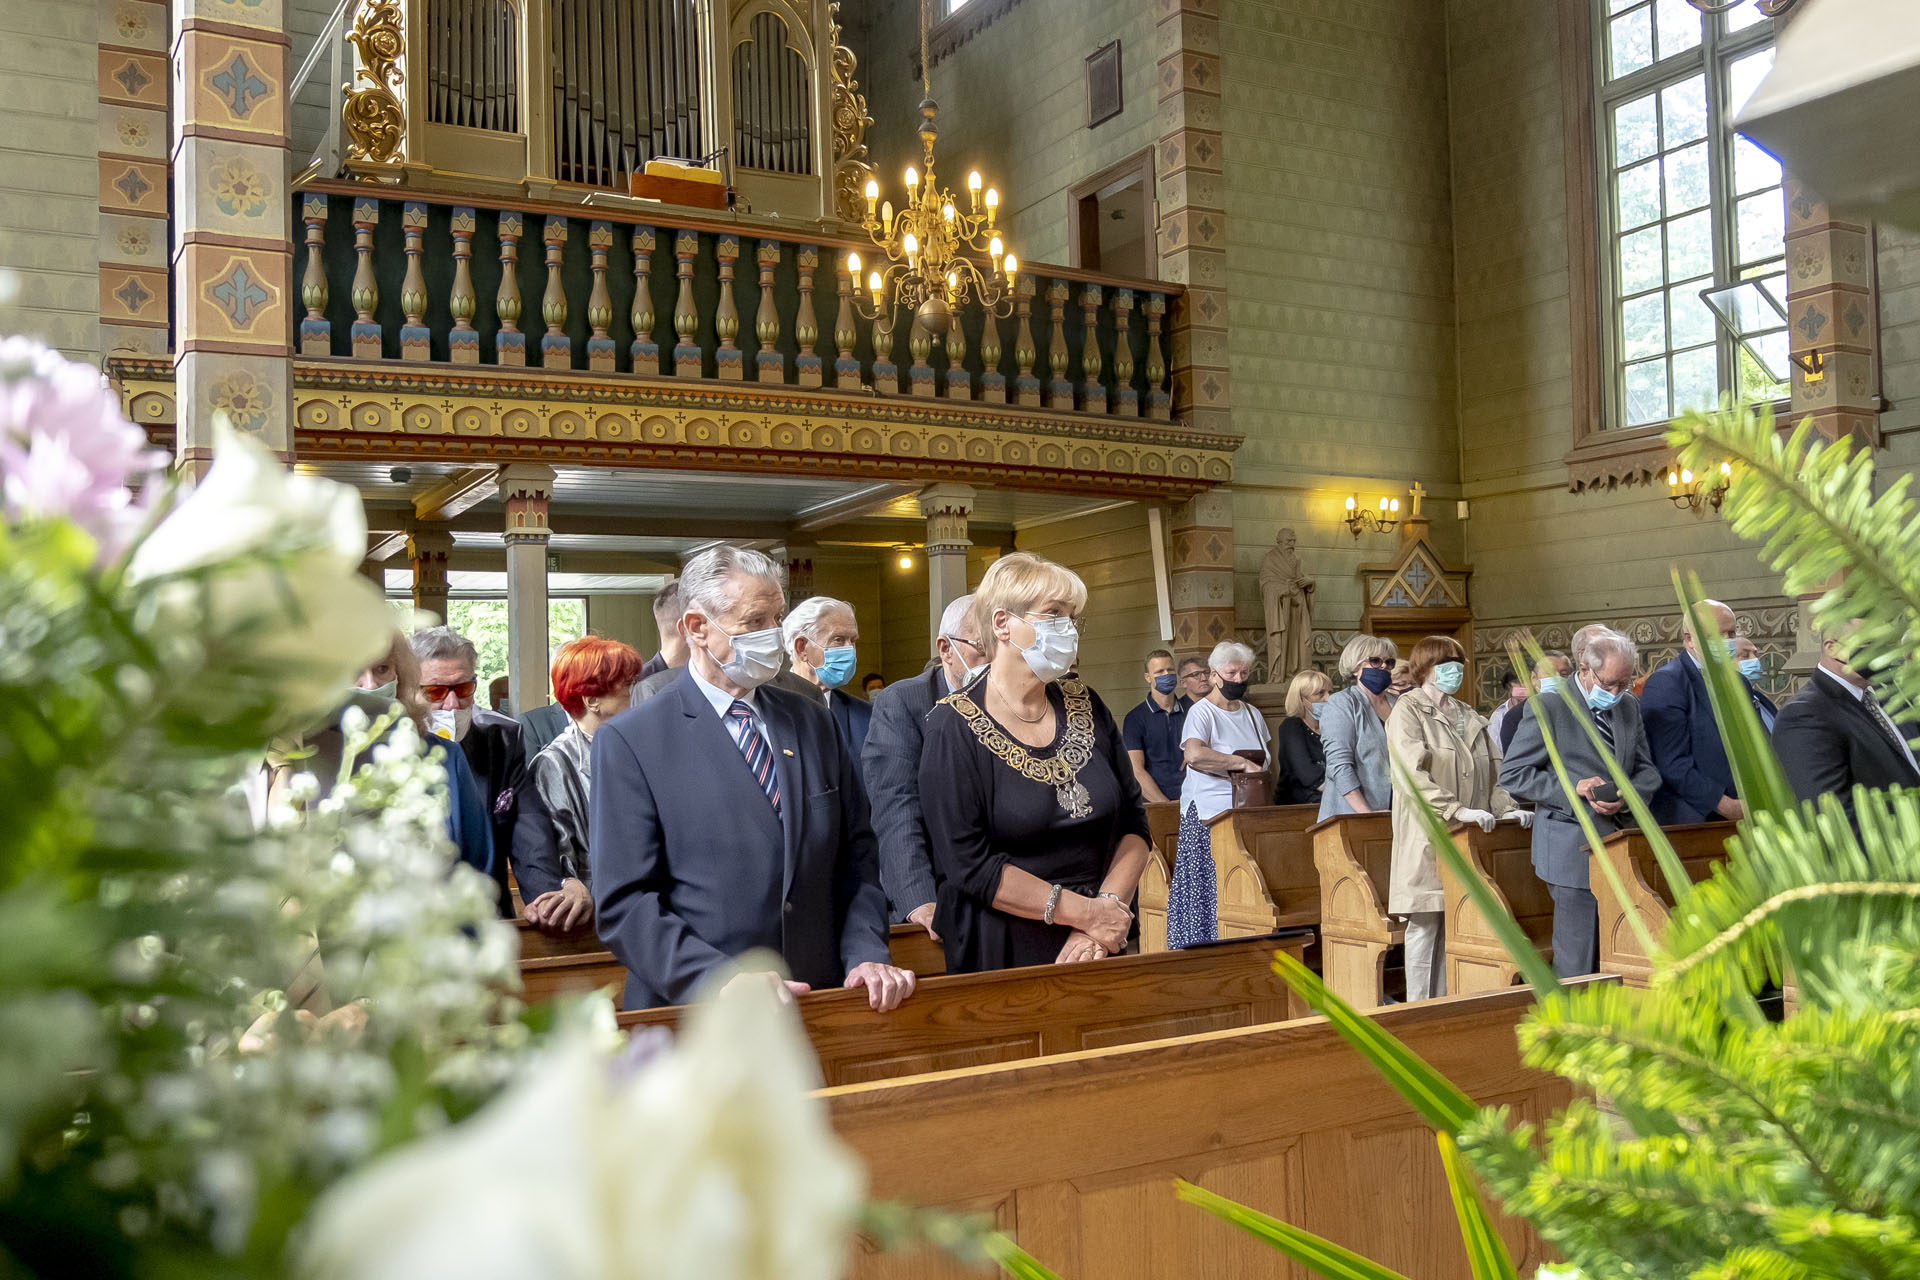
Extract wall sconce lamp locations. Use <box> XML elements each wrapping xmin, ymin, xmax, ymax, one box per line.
<box><xmin>1699</xmin><ymin>273</ymin><xmax>1823</xmax><ymax>390</ymax></box>
<box><xmin>1667</xmin><ymin>460</ymin><xmax>1733</xmax><ymax>513</ymax></box>
<box><xmin>1343</xmin><ymin>494</ymin><xmax>1400</xmax><ymax>538</ymax></box>
<box><xmin>894</xmin><ymin>546</ymin><xmax>916</xmax><ymax>570</ymax></box>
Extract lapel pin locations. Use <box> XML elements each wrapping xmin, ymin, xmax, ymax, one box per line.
<box><xmin>781</xmin><ymin>748</ymin><xmax>795</xmax><ymax>757</ymax></box>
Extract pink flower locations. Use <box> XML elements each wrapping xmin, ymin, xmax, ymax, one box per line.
<box><xmin>0</xmin><ymin>336</ymin><xmax>164</xmax><ymax>561</ymax></box>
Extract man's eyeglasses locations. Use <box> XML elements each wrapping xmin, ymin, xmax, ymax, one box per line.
<box><xmin>422</xmin><ymin>680</ymin><xmax>477</xmax><ymax>701</ymax></box>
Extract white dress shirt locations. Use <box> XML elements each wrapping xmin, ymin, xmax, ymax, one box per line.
<box><xmin>689</xmin><ymin>663</ymin><xmax>773</xmax><ymax>757</ymax></box>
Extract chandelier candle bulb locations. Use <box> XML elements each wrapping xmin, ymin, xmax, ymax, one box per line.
<box><xmin>1345</xmin><ymin>495</ymin><xmax>1358</xmax><ymax>512</ymax></box>
<box><xmin>864</xmin><ymin>179</ymin><xmax>878</xmax><ymax>212</ymax></box>
<box><xmin>985</xmin><ymin>188</ymin><xmax>998</xmax><ymax>223</ymax></box>
<box><xmin>905</xmin><ymin>166</ymin><xmax>919</xmax><ymax>189</ymax></box>
<box><xmin>881</xmin><ymin>200</ymin><xmax>893</xmax><ymax>234</ymax></box>
<box><xmin>846</xmin><ymin>251</ymin><xmax>861</xmax><ymax>279</ymax></box>
<box><xmin>943</xmin><ymin>202</ymin><xmax>955</xmax><ymax>223</ymax></box>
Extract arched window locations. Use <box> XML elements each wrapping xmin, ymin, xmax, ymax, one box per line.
<box><xmin>549</xmin><ymin>0</ymin><xmax>707</xmax><ymax>189</ymax></box>
<box><xmin>731</xmin><ymin>11</ymin><xmax>811</xmax><ymax>175</ymax></box>
<box><xmin>426</xmin><ymin>0</ymin><xmax>520</xmax><ymax>132</ymax></box>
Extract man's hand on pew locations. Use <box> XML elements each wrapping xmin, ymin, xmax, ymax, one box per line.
<box><xmin>907</xmin><ymin>902</ymin><xmax>942</xmax><ymax>942</ymax></box>
<box><xmin>1055</xmin><ymin>930</ymin><xmax>1110</xmax><ymax>964</ymax></box>
<box><xmin>844</xmin><ymin>961</ymin><xmax>917</xmax><ymax>1012</ymax></box>
<box><xmin>523</xmin><ymin>879</ymin><xmax>595</xmax><ymax>935</ymax></box>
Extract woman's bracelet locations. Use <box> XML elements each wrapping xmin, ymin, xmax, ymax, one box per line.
<box><xmin>1042</xmin><ymin>883</ymin><xmax>1064</xmax><ymax>926</ymax></box>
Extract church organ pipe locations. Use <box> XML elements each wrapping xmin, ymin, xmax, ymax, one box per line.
<box><xmin>731</xmin><ymin>12</ymin><xmax>812</xmax><ymax>175</ymax></box>
<box><xmin>550</xmin><ymin>0</ymin><xmax>704</xmax><ymax>189</ymax></box>
<box><xmin>427</xmin><ymin>0</ymin><xmax>518</xmax><ymax>132</ymax></box>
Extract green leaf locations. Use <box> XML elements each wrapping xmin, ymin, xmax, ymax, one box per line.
<box><xmin>980</xmin><ymin>1232</ymin><xmax>1067</xmax><ymax>1280</ymax></box>
<box><xmin>1176</xmin><ymin>1179</ymin><xmax>1416</xmax><ymax>1280</ymax></box>
<box><xmin>1436</xmin><ymin>1132</ymin><xmax>1522</xmax><ymax>1280</ymax></box>
<box><xmin>1389</xmin><ymin>751</ymin><xmax>1560</xmax><ymax>995</ymax></box>
<box><xmin>1272</xmin><ymin>951</ymin><xmax>1479</xmax><ymax>1134</ymax></box>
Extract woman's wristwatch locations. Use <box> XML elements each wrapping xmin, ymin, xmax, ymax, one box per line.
<box><xmin>1042</xmin><ymin>883</ymin><xmax>1064</xmax><ymax>925</ymax></box>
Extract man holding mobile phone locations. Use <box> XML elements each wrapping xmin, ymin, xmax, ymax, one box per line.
<box><xmin>1499</xmin><ymin>627</ymin><xmax>1662</xmax><ymax>979</ymax></box>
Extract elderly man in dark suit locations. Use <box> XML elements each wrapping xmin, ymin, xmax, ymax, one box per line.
<box><xmin>1641</xmin><ymin>599</ymin><xmax>1778</xmax><ymax>824</ymax></box>
<box><xmin>1775</xmin><ymin>625</ymin><xmax>1920</xmax><ymax>829</ymax></box>
<box><xmin>773</xmin><ymin>595</ymin><xmax>873</xmax><ymax>764</ymax></box>
<box><xmin>1499</xmin><ymin>626</ymin><xmax>1662</xmax><ymax>979</ymax></box>
<box><xmin>589</xmin><ymin>546</ymin><xmax>913</xmax><ymax>1011</ymax></box>
<box><xmin>860</xmin><ymin>594</ymin><xmax>984</xmax><ymax>938</ymax></box>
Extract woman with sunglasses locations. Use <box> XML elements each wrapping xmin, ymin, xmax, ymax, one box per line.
<box><xmin>1317</xmin><ymin>634</ymin><xmax>1402</xmax><ymax>821</ymax></box>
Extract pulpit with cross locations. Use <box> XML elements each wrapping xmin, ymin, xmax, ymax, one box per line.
<box><xmin>1357</xmin><ymin>483</ymin><xmax>1475</xmax><ymax>690</ymax></box>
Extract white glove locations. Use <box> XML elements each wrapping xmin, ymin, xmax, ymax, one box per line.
<box><xmin>1501</xmin><ymin>809</ymin><xmax>1535</xmax><ymax>830</ymax></box>
<box><xmin>1455</xmin><ymin>808</ymin><xmax>1497</xmax><ymax>832</ymax></box>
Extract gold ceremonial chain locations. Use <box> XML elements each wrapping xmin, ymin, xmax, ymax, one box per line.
<box><xmin>947</xmin><ymin>679</ymin><xmax>1097</xmax><ymax>818</ymax></box>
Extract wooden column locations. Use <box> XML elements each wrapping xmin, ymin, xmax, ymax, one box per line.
<box><xmin>298</xmin><ymin>194</ymin><xmax>330</xmax><ymax>356</ymax></box>
<box><xmin>349</xmin><ymin>198</ymin><xmax>381</xmax><ymax>360</ymax></box>
<box><xmin>715</xmin><ymin>235</ymin><xmax>743</xmax><ymax>378</ymax></box>
<box><xmin>673</xmin><ymin>231</ymin><xmax>702</xmax><ymax>377</ymax></box>
<box><xmin>754</xmin><ymin>240</ymin><xmax>785</xmax><ymax>382</ymax></box>
<box><xmin>171</xmin><ymin>0</ymin><xmax>296</xmax><ymax>466</ymax></box>
<box><xmin>406</xmin><ymin>526</ymin><xmax>454</xmax><ymax>623</ymax></box>
<box><xmin>586</xmin><ymin>220</ymin><xmax>616</xmax><ymax>372</ymax></box>
<box><xmin>495</xmin><ymin>211</ymin><xmax>527</xmax><ymax>365</ymax></box>
<box><xmin>919</xmin><ymin>483</ymin><xmax>976</xmax><ymax>646</ymax></box>
<box><xmin>631</xmin><ymin>226</ymin><xmax>660</xmax><ymax>373</ymax></box>
<box><xmin>398</xmin><ymin>201</ymin><xmax>430</xmax><ymax>360</ymax></box>
<box><xmin>832</xmin><ymin>268</ymin><xmax>861</xmax><ymax>388</ymax></box>
<box><xmin>448</xmin><ymin>206</ymin><xmax>479</xmax><ymax>362</ymax></box>
<box><xmin>539</xmin><ymin>216</ymin><xmax>570</xmax><ymax>369</ymax></box>
<box><xmin>1045</xmin><ymin>280</ymin><xmax>1073</xmax><ymax>409</ymax></box>
<box><xmin>979</xmin><ymin>300</ymin><xmax>1007</xmax><ymax>404</ymax></box>
<box><xmin>1167</xmin><ymin>488</ymin><xmax>1235</xmax><ymax>658</ymax></box>
<box><xmin>1155</xmin><ymin>0</ymin><xmax>1231</xmax><ymax>436</ymax></box>
<box><xmin>908</xmin><ymin>315</ymin><xmax>936</xmax><ymax>396</ymax></box>
<box><xmin>1112</xmin><ymin>288</ymin><xmax>1138</xmax><ymax>415</ymax></box>
<box><xmin>1079</xmin><ymin>283</ymin><xmax>1106</xmax><ymax>413</ymax></box>
<box><xmin>796</xmin><ymin>245</ymin><xmax>823</xmax><ymax>387</ymax></box>
<box><xmin>945</xmin><ymin>307</ymin><xmax>970</xmax><ymax>401</ymax></box>
<box><xmin>1013</xmin><ymin>276</ymin><xmax>1040</xmax><ymax>406</ymax></box>
<box><xmin>501</xmin><ymin>464</ymin><xmax>556</xmax><ymax>713</ymax></box>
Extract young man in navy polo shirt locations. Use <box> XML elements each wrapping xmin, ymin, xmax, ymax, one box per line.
<box><xmin>1123</xmin><ymin>649</ymin><xmax>1194</xmax><ymax>804</ymax></box>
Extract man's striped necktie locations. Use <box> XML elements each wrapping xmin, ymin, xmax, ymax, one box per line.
<box><xmin>728</xmin><ymin>700</ymin><xmax>782</xmax><ymax>816</ymax></box>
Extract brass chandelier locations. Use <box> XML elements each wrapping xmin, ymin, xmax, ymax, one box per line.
<box><xmin>846</xmin><ymin>0</ymin><xmax>1017</xmax><ymax>336</ymax></box>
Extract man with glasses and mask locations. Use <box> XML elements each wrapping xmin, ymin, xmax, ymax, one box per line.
<box><xmin>1123</xmin><ymin>649</ymin><xmax>1191</xmax><ymax>805</ymax></box>
<box><xmin>588</xmin><ymin>546</ymin><xmax>912</xmax><ymax>1011</ymax></box>
<box><xmin>862</xmin><ymin>594</ymin><xmax>984</xmax><ymax>939</ymax></box>
<box><xmin>413</xmin><ymin>626</ymin><xmax>527</xmax><ymax>917</ymax></box>
<box><xmin>1499</xmin><ymin>626</ymin><xmax>1661</xmax><ymax>978</ymax></box>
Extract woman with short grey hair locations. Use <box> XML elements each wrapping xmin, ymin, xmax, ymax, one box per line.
<box><xmin>1167</xmin><ymin>638</ymin><xmax>1270</xmax><ymax>947</ymax></box>
<box><xmin>1317</xmin><ymin>633</ymin><xmax>1400</xmax><ymax>821</ymax></box>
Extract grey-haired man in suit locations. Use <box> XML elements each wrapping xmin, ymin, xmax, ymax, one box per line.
<box><xmin>1499</xmin><ymin>626</ymin><xmax>1662</xmax><ymax>978</ymax></box>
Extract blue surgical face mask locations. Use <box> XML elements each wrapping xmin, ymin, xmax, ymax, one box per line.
<box><xmin>1433</xmin><ymin>661</ymin><xmax>1465</xmax><ymax>695</ymax></box>
<box><xmin>1357</xmin><ymin>666</ymin><xmax>1394</xmax><ymax>696</ymax></box>
<box><xmin>1538</xmin><ymin>675</ymin><xmax>1561</xmax><ymax>696</ymax></box>
<box><xmin>1583</xmin><ymin>675</ymin><xmax>1619</xmax><ymax>712</ymax></box>
<box><xmin>1738</xmin><ymin>656</ymin><xmax>1764</xmax><ymax>681</ymax></box>
<box><xmin>815</xmin><ymin>644</ymin><xmax>858</xmax><ymax>689</ymax></box>
<box><xmin>1724</xmin><ymin>637</ymin><xmax>1741</xmax><ymax>656</ymax></box>
<box><xmin>1153</xmin><ymin>672</ymin><xmax>1178</xmax><ymax>695</ymax></box>
<box><xmin>1016</xmin><ymin>614</ymin><xmax>1079</xmax><ymax>684</ymax></box>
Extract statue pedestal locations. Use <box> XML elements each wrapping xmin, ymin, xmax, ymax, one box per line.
<box><xmin>1247</xmin><ymin>683</ymin><xmax>1289</xmax><ymax>740</ymax></box>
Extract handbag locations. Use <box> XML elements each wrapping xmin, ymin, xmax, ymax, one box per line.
<box><xmin>1229</xmin><ymin>749</ymin><xmax>1269</xmax><ymax>809</ymax></box>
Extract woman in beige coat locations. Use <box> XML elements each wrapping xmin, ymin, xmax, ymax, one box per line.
<box><xmin>1385</xmin><ymin>635</ymin><xmax>1531</xmax><ymax>1001</ymax></box>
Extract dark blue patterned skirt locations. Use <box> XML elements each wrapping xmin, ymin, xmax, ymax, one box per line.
<box><xmin>1167</xmin><ymin>802</ymin><xmax>1219</xmax><ymax>949</ymax></box>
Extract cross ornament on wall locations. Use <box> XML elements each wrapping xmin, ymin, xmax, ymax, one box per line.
<box><xmin>1407</xmin><ymin>480</ymin><xmax>1426</xmax><ymax>518</ymax></box>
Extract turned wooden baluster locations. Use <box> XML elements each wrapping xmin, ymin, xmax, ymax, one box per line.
<box><xmin>753</xmin><ymin>240</ymin><xmax>783</xmax><ymax>382</ymax></box>
<box><xmin>631</xmin><ymin>226</ymin><xmax>660</xmax><ymax>374</ymax></box>
<box><xmin>495</xmin><ymin>211</ymin><xmax>526</xmax><ymax>366</ymax></box>
<box><xmin>944</xmin><ymin>305</ymin><xmax>969</xmax><ymax>401</ymax></box>
<box><xmin>978</xmin><ymin>296</ymin><xmax>1005</xmax><ymax>404</ymax></box>
<box><xmin>585</xmin><ymin>220</ymin><xmax>615</xmax><ymax>372</ymax></box>
<box><xmin>540</xmin><ymin>216</ymin><xmax>570</xmax><ymax>369</ymax></box>
<box><xmin>348</xmin><ymin>197</ymin><xmax>380</xmax><ymax>359</ymax></box>
<box><xmin>672</xmin><ymin>230</ymin><xmax>701</xmax><ymax>377</ymax></box>
<box><xmin>1079</xmin><ymin>283</ymin><xmax>1105</xmax><ymax>413</ymax></box>
<box><xmin>398</xmin><ymin>201</ymin><xmax>430</xmax><ymax>360</ymax></box>
<box><xmin>831</xmin><ymin>268</ymin><xmax>860</xmax><ymax>389</ymax></box>
<box><xmin>448</xmin><ymin>206</ymin><xmax>479</xmax><ymax>363</ymax></box>
<box><xmin>1144</xmin><ymin>292</ymin><xmax>1171</xmax><ymax>419</ymax></box>
<box><xmin>1045</xmin><ymin>279</ymin><xmax>1072</xmax><ymax>410</ymax></box>
<box><xmin>1111</xmin><ymin>288</ymin><xmax>1137</xmax><ymax>415</ymax></box>
<box><xmin>907</xmin><ymin>311</ymin><xmax>934</xmax><ymax>397</ymax></box>
<box><xmin>795</xmin><ymin>245</ymin><xmax>822</xmax><ymax>388</ymax></box>
<box><xmin>298</xmin><ymin>193</ymin><xmax>330</xmax><ymax>357</ymax></box>
<box><xmin>1012</xmin><ymin>275</ymin><xmax>1039</xmax><ymax>406</ymax></box>
<box><xmin>714</xmin><ymin>235</ymin><xmax>742</xmax><ymax>379</ymax></box>
<box><xmin>872</xmin><ymin>303</ymin><xmax>898</xmax><ymax>393</ymax></box>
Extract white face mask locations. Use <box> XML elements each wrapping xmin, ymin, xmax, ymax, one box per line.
<box><xmin>1012</xmin><ymin>613</ymin><xmax>1079</xmax><ymax>684</ymax></box>
<box><xmin>714</xmin><ymin>624</ymin><xmax>785</xmax><ymax>691</ymax></box>
<box><xmin>428</xmin><ymin>707</ymin><xmax>473</xmax><ymax>742</ymax></box>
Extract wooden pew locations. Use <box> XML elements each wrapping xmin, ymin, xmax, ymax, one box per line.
<box><xmin>832</xmin><ymin>980</ymin><xmax>1587</xmax><ymax>1280</ymax></box>
<box><xmin>1592</xmin><ymin>822</ymin><xmax>1729</xmax><ymax>987</ymax></box>
<box><xmin>1311</xmin><ymin>811</ymin><xmax>1399</xmax><ymax>1009</ymax></box>
<box><xmin>518</xmin><ymin>922</ymin><xmax>952</xmax><ymax>1009</ymax></box>
<box><xmin>1146</xmin><ymin>800</ymin><xmax>1181</xmax><ymax>867</ymax></box>
<box><xmin>1135</xmin><ymin>804</ymin><xmax>1320</xmax><ymax>953</ymax></box>
<box><xmin>619</xmin><ymin>932</ymin><xmax>1311</xmax><ymax>1087</ymax></box>
<box><xmin>1438</xmin><ymin>820</ymin><xmax>1553</xmax><ymax>995</ymax></box>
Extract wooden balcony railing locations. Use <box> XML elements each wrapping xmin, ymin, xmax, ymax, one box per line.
<box><xmin>293</xmin><ymin>180</ymin><xmax>1180</xmax><ymax>421</ymax></box>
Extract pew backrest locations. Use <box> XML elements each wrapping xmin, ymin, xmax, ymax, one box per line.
<box><xmin>1440</xmin><ymin>819</ymin><xmax>1552</xmax><ymax>995</ymax></box>
<box><xmin>1310</xmin><ymin>811</ymin><xmax>1399</xmax><ymax>1008</ymax></box>
<box><xmin>1214</xmin><ymin>803</ymin><xmax>1321</xmax><ymax>930</ymax></box>
<box><xmin>1146</xmin><ymin>800</ymin><xmax>1181</xmax><ymax>867</ymax></box>
<box><xmin>887</xmin><ymin>922</ymin><xmax>946</xmax><ymax>977</ymax></box>
<box><xmin>1592</xmin><ymin>822</ymin><xmax>1729</xmax><ymax>987</ymax></box>
<box><xmin>1137</xmin><ymin>851</ymin><xmax>1170</xmax><ymax>952</ymax></box>
<box><xmin>619</xmin><ymin>932</ymin><xmax>1310</xmax><ymax>1086</ymax></box>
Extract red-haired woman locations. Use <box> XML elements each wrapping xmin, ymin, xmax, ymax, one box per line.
<box><xmin>521</xmin><ymin>636</ymin><xmax>645</xmax><ymax>933</ymax></box>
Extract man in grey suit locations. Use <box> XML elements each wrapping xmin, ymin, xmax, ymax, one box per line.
<box><xmin>1499</xmin><ymin>626</ymin><xmax>1662</xmax><ymax>978</ymax></box>
<box><xmin>860</xmin><ymin>594</ymin><xmax>984</xmax><ymax>937</ymax></box>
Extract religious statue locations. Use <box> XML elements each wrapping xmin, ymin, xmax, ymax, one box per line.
<box><xmin>1259</xmin><ymin>527</ymin><xmax>1315</xmax><ymax>684</ymax></box>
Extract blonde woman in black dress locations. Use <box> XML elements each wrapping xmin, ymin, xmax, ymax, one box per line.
<box><xmin>919</xmin><ymin>553</ymin><xmax>1150</xmax><ymax>973</ymax></box>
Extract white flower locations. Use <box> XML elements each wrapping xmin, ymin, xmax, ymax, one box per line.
<box><xmin>297</xmin><ymin>961</ymin><xmax>864</xmax><ymax>1280</ymax></box>
<box><xmin>126</xmin><ymin>424</ymin><xmax>391</xmax><ymax>729</ymax></box>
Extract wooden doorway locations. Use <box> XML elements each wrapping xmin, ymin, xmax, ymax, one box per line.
<box><xmin>1070</xmin><ymin>150</ymin><xmax>1155</xmax><ymax>280</ymax></box>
